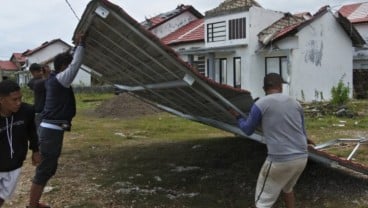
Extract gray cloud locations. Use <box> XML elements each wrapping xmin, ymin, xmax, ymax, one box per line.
<box><xmin>0</xmin><ymin>0</ymin><xmax>364</xmax><ymax>60</ymax></box>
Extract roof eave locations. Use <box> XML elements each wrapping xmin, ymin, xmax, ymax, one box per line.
<box><xmin>167</xmin><ymin>39</ymin><xmax>204</xmax><ymax>46</ymax></box>
<box><xmin>337</xmin><ymin>11</ymin><xmax>366</xmax><ymax>47</ymax></box>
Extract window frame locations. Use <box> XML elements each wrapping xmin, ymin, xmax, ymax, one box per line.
<box><xmin>219</xmin><ymin>58</ymin><xmax>227</xmax><ymax>85</ymax></box>
<box><xmin>233</xmin><ymin>57</ymin><xmax>241</xmax><ymax>88</ymax></box>
<box><xmin>265</xmin><ymin>56</ymin><xmax>288</xmax><ymax>81</ymax></box>
<box><xmin>207</xmin><ymin>21</ymin><xmax>226</xmax><ymax>42</ymax></box>
<box><xmin>229</xmin><ymin>17</ymin><xmax>246</xmax><ymax>40</ymax></box>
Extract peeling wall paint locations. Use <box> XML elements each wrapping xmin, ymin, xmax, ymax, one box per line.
<box><xmin>304</xmin><ymin>40</ymin><xmax>323</xmax><ymax>66</ymax></box>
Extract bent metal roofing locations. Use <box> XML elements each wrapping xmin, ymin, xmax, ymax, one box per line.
<box><xmin>74</xmin><ymin>0</ymin><xmax>368</xmax><ymax>176</ymax></box>
<box><xmin>74</xmin><ymin>0</ymin><xmax>254</xmax><ymax>137</ymax></box>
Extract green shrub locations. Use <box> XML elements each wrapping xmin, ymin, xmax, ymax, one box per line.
<box><xmin>330</xmin><ymin>79</ymin><xmax>349</xmax><ymax>105</ymax></box>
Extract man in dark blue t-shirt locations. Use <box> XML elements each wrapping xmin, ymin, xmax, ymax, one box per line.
<box><xmin>27</xmin><ymin>33</ymin><xmax>86</xmax><ymax>208</ymax></box>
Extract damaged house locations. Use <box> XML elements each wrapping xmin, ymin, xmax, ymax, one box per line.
<box><xmin>147</xmin><ymin>0</ymin><xmax>364</xmax><ymax>102</ymax></box>
<box><xmin>339</xmin><ymin>2</ymin><xmax>368</xmax><ymax>98</ymax></box>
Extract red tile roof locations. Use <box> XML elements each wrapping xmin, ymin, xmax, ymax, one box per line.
<box><xmin>0</xmin><ymin>61</ymin><xmax>18</xmax><ymax>71</ymax></box>
<box><xmin>339</xmin><ymin>2</ymin><xmax>368</xmax><ymax>24</ymax></box>
<box><xmin>271</xmin><ymin>22</ymin><xmax>302</xmax><ymax>41</ymax></box>
<box><xmin>11</xmin><ymin>53</ymin><xmax>26</xmax><ymax>63</ymax></box>
<box><xmin>161</xmin><ymin>19</ymin><xmax>204</xmax><ymax>45</ymax></box>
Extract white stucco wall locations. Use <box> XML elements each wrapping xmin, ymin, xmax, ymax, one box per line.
<box><xmin>287</xmin><ymin>12</ymin><xmax>353</xmax><ymax>102</ymax></box>
<box><xmin>151</xmin><ymin>12</ymin><xmax>199</xmax><ymax>38</ymax></box>
<box><xmin>243</xmin><ymin>7</ymin><xmax>285</xmax><ymax>98</ymax></box>
<box><xmin>202</xmin><ymin>7</ymin><xmax>283</xmax><ymax>95</ymax></box>
<box><xmin>27</xmin><ymin>42</ymin><xmax>70</xmax><ymax>66</ymax></box>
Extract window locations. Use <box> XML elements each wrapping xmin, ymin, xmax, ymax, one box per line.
<box><xmin>207</xmin><ymin>21</ymin><xmax>226</xmax><ymax>42</ymax></box>
<box><xmin>233</xmin><ymin>57</ymin><xmax>241</xmax><ymax>88</ymax></box>
<box><xmin>265</xmin><ymin>56</ymin><xmax>288</xmax><ymax>81</ymax></box>
<box><xmin>192</xmin><ymin>56</ymin><xmax>205</xmax><ymax>76</ymax></box>
<box><xmin>229</xmin><ymin>18</ymin><xmax>246</xmax><ymax>40</ymax></box>
<box><xmin>219</xmin><ymin>58</ymin><xmax>227</xmax><ymax>84</ymax></box>
<box><xmin>206</xmin><ymin>59</ymin><xmax>209</xmax><ymax>77</ymax></box>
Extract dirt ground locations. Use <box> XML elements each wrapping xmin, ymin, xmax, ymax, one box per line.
<box><xmin>94</xmin><ymin>93</ymin><xmax>162</xmax><ymax>118</ymax></box>
<box><xmin>3</xmin><ymin>94</ymin><xmax>368</xmax><ymax>208</ymax></box>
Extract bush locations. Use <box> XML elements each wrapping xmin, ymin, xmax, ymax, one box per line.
<box><xmin>330</xmin><ymin>79</ymin><xmax>349</xmax><ymax>105</ymax></box>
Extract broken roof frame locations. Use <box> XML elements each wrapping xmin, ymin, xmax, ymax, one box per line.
<box><xmin>74</xmin><ymin>0</ymin><xmax>368</xmax><ymax>176</ymax></box>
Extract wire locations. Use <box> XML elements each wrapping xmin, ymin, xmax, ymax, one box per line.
<box><xmin>65</xmin><ymin>0</ymin><xmax>80</xmax><ymax>21</ymax></box>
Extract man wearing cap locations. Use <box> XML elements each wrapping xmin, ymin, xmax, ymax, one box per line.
<box><xmin>229</xmin><ymin>73</ymin><xmax>314</xmax><ymax>208</ymax></box>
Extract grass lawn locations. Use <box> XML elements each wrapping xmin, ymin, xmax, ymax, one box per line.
<box><xmin>4</xmin><ymin>92</ymin><xmax>368</xmax><ymax>208</ymax></box>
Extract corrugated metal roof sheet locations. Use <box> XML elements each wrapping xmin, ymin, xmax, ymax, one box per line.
<box><xmin>73</xmin><ymin>0</ymin><xmax>368</xmax><ymax>176</ymax></box>
<box><xmin>74</xmin><ymin>0</ymin><xmax>253</xmax><ymax>134</ymax></box>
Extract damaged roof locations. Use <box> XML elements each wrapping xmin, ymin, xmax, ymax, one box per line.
<box><xmin>205</xmin><ymin>0</ymin><xmax>262</xmax><ymax>17</ymax></box>
<box><xmin>258</xmin><ymin>6</ymin><xmax>365</xmax><ymax>47</ymax></box>
<box><xmin>258</xmin><ymin>13</ymin><xmax>305</xmax><ymax>45</ymax></box>
<box><xmin>141</xmin><ymin>4</ymin><xmax>203</xmax><ymax>30</ymax></box>
<box><xmin>10</xmin><ymin>53</ymin><xmax>26</xmax><ymax>63</ymax></box>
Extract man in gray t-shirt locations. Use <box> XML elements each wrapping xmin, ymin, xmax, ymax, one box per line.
<box><xmin>229</xmin><ymin>73</ymin><xmax>314</xmax><ymax>208</ymax></box>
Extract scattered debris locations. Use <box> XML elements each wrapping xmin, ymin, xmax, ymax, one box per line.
<box><xmin>43</xmin><ymin>186</ymin><xmax>54</xmax><ymax>193</ymax></box>
<box><xmin>154</xmin><ymin>176</ymin><xmax>162</xmax><ymax>182</ymax></box>
<box><xmin>113</xmin><ymin>181</ymin><xmax>199</xmax><ymax>199</ymax></box>
<box><xmin>170</xmin><ymin>166</ymin><xmax>201</xmax><ymax>172</ymax></box>
<box><xmin>302</xmin><ymin>102</ymin><xmax>356</xmax><ymax>118</ymax></box>
<box><xmin>192</xmin><ymin>144</ymin><xmax>202</xmax><ymax>149</ymax></box>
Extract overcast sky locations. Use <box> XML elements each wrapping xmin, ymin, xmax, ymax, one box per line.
<box><xmin>0</xmin><ymin>0</ymin><xmax>364</xmax><ymax>60</ymax></box>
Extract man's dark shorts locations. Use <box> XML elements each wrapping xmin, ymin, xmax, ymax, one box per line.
<box><xmin>33</xmin><ymin>126</ymin><xmax>64</xmax><ymax>185</ymax></box>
